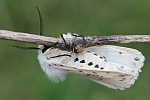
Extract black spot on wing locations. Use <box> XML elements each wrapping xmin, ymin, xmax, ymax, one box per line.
<box><xmin>73</xmin><ymin>67</ymin><xmax>77</xmax><ymax>69</ymax></box>
<box><xmin>74</xmin><ymin>57</ymin><xmax>79</xmax><ymax>62</ymax></box>
<box><xmin>87</xmin><ymin>51</ymin><xmax>91</xmax><ymax>53</ymax></box>
<box><xmin>93</xmin><ymin>72</ymin><xmax>96</xmax><ymax>74</ymax></box>
<box><xmin>99</xmin><ymin>56</ymin><xmax>107</xmax><ymax>62</ymax></box>
<box><xmin>88</xmin><ymin>62</ymin><xmax>93</xmax><ymax>66</ymax></box>
<box><xmin>95</xmin><ymin>64</ymin><xmax>99</xmax><ymax>68</ymax></box>
<box><xmin>103</xmin><ymin>56</ymin><xmax>106</xmax><ymax>59</ymax></box>
<box><xmin>99</xmin><ymin>78</ymin><xmax>103</xmax><ymax>80</ymax></box>
<box><xmin>120</xmin><ymin>66</ymin><xmax>124</xmax><ymax>68</ymax></box>
<box><xmin>100</xmin><ymin>67</ymin><xmax>104</xmax><ymax>70</ymax></box>
<box><xmin>119</xmin><ymin>52</ymin><xmax>122</xmax><ymax>54</ymax></box>
<box><xmin>94</xmin><ymin>53</ymin><xmax>98</xmax><ymax>56</ymax></box>
<box><xmin>100</xmin><ymin>56</ymin><xmax>103</xmax><ymax>59</ymax></box>
<box><xmin>118</xmin><ymin>74</ymin><xmax>127</xmax><ymax>77</ymax></box>
<box><xmin>135</xmin><ymin>57</ymin><xmax>140</xmax><ymax>61</ymax></box>
<box><xmin>106</xmin><ymin>72</ymin><xmax>109</xmax><ymax>74</ymax></box>
<box><xmin>80</xmin><ymin>60</ymin><xmax>85</xmax><ymax>63</ymax></box>
<box><xmin>85</xmin><ymin>74</ymin><xmax>90</xmax><ymax>76</ymax></box>
<box><xmin>118</xmin><ymin>75</ymin><xmax>124</xmax><ymax>77</ymax></box>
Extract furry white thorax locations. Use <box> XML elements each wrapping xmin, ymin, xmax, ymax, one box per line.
<box><xmin>37</xmin><ymin>33</ymin><xmax>145</xmax><ymax>90</ymax></box>
<box><xmin>38</xmin><ymin>45</ymin><xmax>71</xmax><ymax>83</ymax></box>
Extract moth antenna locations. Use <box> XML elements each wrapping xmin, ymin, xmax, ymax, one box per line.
<box><xmin>36</xmin><ymin>6</ymin><xmax>43</xmax><ymax>36</ymax></box>
<box><xmin>9</xmin><ymin>45</ymin><xmax>40</xmax><ymax>50</ymax></box>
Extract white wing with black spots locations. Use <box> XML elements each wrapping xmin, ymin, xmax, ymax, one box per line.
<box><xmin>38</xmin><ymin>44</ymin><xmax>145</xmax><ymax>90</ymax></box>
<box><xmin>59</xmin><ymin>45</ymin><xmax>144</xmax><ymax>90</ymax></box>
<box><xmin>85</xmin><ymin>45</ymin><xmax>145</xmax><ymax>74</ymax></box>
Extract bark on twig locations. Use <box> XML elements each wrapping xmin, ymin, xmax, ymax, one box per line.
<box><xmin>0</xmin><ymin>30</ymin><xmax>58</xmax><ymax>45</ymax></box>
<box><xmin>0</xmin><ymin>30</ymin><xmax>149</xmax><ymax>51</ymax></box>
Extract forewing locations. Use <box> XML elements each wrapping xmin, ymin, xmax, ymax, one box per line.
<box><xmin>85</xmin><ymin>45</ymin><xmax>145</xmax><ymax>74</ymax></box>
<box><xmin>54</xmin><ymin>50</ymin><xmax>136</xmax><ymax>90</ymax></box>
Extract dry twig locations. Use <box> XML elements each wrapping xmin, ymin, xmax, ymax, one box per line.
<box><xmin>0</xmin><ymin>29</ymin><xmax>149</xmax><ymax>51</ymax></box>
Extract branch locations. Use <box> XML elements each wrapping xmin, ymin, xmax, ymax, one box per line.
<box><xmin>0</xmin><ymin>30</ymin><xmax>149</xmax><ymax>50</ymax></box>
<box><xmin>0</xmin><ymin>30</ymin><xmax>58</xmax><ymax>45</ymax></box>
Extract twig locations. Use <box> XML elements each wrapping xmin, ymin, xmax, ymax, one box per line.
<box><xmin>0</xmin><ymin>30</ymin><xmax>58</xmax><ymax>45</ymax></box>
<box><xmin>0</xmin><ymin>30</ymin><xmax>149</xmax><ymax>51</ymax></box>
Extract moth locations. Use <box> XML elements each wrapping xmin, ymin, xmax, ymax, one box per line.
<box><xmin>38</xmin><ymin>33</ymin><xmax>145</xmax><ymax>90</ymax></box>
<box><xmin>8</xmin><ymin>7</ymin><xmax>145</xmax><ymax>91</ymax></box>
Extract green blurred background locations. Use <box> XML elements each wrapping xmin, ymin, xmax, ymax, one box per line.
<box><xmin>0</xmin><ymin>0</ymin><xmax>150</xmax><ymax>100</ymax></box>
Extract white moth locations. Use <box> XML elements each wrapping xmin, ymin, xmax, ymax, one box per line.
<box><xmin>38</xmin><ymin>33</ymin><xmax>145</xmax><ymax>90</ymax></box>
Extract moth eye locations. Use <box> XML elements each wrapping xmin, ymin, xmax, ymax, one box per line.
<box><xmin>88</xmin><ymin>62</ymin><xmax>93</xmax><ymax>66</ymax></box>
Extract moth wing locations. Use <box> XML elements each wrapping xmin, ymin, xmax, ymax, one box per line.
<box><xmin>53</xmin><ymin>50</ymin><xmax>137</xmax><ymax>90</ymax></box>
<box><xmin>85</xmin><ymin>45</ymin><xmax>145</xmax><ymax>74</ymax></box>
<box><xmin>58</xmin><ymin>59</ymin><xmax>134</xmax><ymax>90</ymax></box>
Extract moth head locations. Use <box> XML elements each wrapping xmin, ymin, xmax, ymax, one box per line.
<box><xmin>73</xmin><ymin>44</ymin><xmax>84</xmax><ymax>53</ymax></box>
<box><xmin>72</xmin><ymin>39</ymin><xmax>85</xmax><ymax>53</ymax></box>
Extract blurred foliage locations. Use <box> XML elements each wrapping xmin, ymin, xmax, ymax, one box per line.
<box><xmin>0</xmin><ymin>0</ymin><xmax>150</xmax><ymax>100</ymax></box>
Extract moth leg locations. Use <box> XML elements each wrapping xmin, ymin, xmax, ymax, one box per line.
<box><xmin>10</xmin><ymin>45</ymin><xmax>40</xmax><ymax>50</ymax></box>
<box><xmin>72</xmin><ymin>34</ymin><xmax>86</xmax><ymax>44</ymax></box>
<box><xmin>50</xmin><ymin>54</ymin><xmax>71</xmax><ymax>58</ymax></box>
<box><xmin>60</xmin><ymin>34</ymin><xmax>70</xmax><ymax>49</ymax></box>
<box><xmin>42</xmin><ymin>42</ymin><xmax>58</xmax><ymax>53</ymax></box>
<box><xmin>9</xmin><ymin>7</ymin><xmax>43</xmax><ymax>51</ymax></box>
